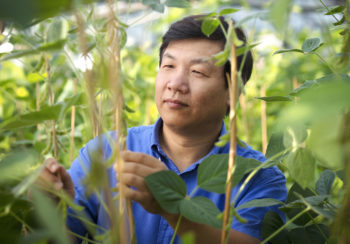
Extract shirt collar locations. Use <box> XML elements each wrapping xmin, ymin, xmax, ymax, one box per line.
<box><xmin>150</xmin><ymin>117</ymin><xmax>229</xmax><ymax>173</ymax></box>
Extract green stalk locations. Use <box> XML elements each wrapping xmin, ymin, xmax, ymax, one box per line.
<box><xmin>170</xmin><ymin>215</ymin><xmax>183</xmax><ymax>244</ymax></box>
<box><xmin>10</xmin><ymin>211</ymin><xmax>33</xmax><ymax>232</ymax></box>
<box><xmin>221</xmin><ymin>21</ymin><xmax>238</xmax><ymax>244</ymax></box>
<box><xmin>313</xmin><ymin>52</ymin><xmax>339</xmax><ymax>77</ymax></box>
<box><xmin>319</xmin><ymin>0</ymin><xmax>340</xmax><ymax>22</ymax></box>
<box><xmin>261</xmin><ymin>207</ymin><xmax>310</xmax><ymax>244</ymax></box>
<box><xmin>306</xmin><ymin>211</ymin><xmax>328</xmax><ymax>241</ymax></box>
<box><xmin>232</xmin><ymin>147</ymin><xmax>291</xmax><ymax>205</ymax></box>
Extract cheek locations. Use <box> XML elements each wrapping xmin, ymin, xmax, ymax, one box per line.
<box><xmin>155</xmin><ymin>73</ymin><xmax>164</xmax><ymax>105</ymax></box>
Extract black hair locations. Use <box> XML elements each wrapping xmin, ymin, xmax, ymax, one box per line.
<box><xmin>159</xmin><ymin>14</ymin><xmax>253</xmax><ymax>86</ymax></box>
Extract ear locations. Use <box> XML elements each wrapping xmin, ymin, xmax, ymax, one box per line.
<box><xmin>226</xmin><ymin>89</ymin><xmax>230</xmax><ymax>106</ymax></box>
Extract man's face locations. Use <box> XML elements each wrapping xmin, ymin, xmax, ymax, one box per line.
<box><xmin>155</xmin><ymin>38</ymin><xmax>229</xmax><ymax>132</ymax></box>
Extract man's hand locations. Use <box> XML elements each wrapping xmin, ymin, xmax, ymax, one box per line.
<box><xmin>35</xmin><ymin>158</ymin><xmax>75</xmax><ymax>201</ymax></box>
<box><xmin>115</xmin><ymin>151</ymin><xmax>168</xmax><ymax>214</ymax></box>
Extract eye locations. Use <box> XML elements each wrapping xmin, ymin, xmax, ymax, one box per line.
<box><xmin>192</xmin><ymin>70</ymin><xmax>208</xmax><ymax>77</ymax></box>
<box><xmin>162</xmin><ymin>64</ymin><xmax>174</xmax><ymax>69</ymax></box>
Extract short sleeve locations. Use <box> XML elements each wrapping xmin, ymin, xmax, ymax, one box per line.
<box><xmin>231</xmin><ymin>166</ymin><xmax>287</xmax><ymax>240</ymax></box>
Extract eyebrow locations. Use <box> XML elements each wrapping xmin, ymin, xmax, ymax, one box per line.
<box><xmin>163</xmin><ymin>52</ymin><xmax>211</xmax><ymax>65</ymax></box>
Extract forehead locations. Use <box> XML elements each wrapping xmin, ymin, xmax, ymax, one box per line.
<box><xmin>162</xmin><ymin>38</ymin><xmax>225</xmax><ymax>62</ymax></box>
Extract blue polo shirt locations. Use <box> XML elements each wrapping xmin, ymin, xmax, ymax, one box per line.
<box><xmin>67</xmin><ymin>118</ymin><xmax>287</xmax><ymax>243</ymax></box>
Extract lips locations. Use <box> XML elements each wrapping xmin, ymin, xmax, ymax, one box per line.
<box><xmin>164</xmin><ymin>98</ymin><xmax>188</xmax><ymax>108</ymax></box>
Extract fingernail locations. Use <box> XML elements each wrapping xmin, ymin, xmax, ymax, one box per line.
<box><xmin>54</xmin><ymin>182</ymin><xmax>63</xmax><ymax>190</ymax></box>
<box><xmin>51</xmin><ymin>164</ymin><xmax>58</xmax><ymax>172</ymax></box>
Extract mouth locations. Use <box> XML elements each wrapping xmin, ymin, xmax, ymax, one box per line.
<box><xmin>163</xmin><ymin>99</ymin><xmax>188</xmax><ymax>108</ymax></box>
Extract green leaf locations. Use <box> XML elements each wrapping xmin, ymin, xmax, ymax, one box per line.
<box><xmin>236</xmin><ymin>43</ymin><xmax>259</xmax><ymax>56</ymax></box>
<box><xmin>0</xmin><ymin>149</ymin><xmax>39</xmax><ymax>184</ymax></box>
<box><xmin>145</xmin><ymin>171</ymin><xmax>186</xmax><ymax>214</ymax></box>
<box><xmin>119</xmin><ymin>28</ymin><xmax>128</xmax><ymax>49</ymax></box>
<box><xmin>182</xmin><ymin>232</ymin><xmax>195</xmax><ymax>244</ymax></box>
<box><xmin>261</xmin><ymin>211</ymin><xmax>290</xmax><ymax>243</ymax></box>
<box><xmin>180</xmin><ymin>197</ymin><xmax>222</xmax><ymax>228</ymax></box>
<box><xmin>0</xmin><ymin>104</ymin><xmax>63</xmax><ymax>130</ymax></box>
<box><xmin>289</xmin><ymin>80</ymin><xmax>319</xmax><ymax>96</ymax></box>
<box><xmin>333</xmin><ymin>15</ymin><xmax>345</xmax><ymax>26</ymax></box>
<box><xmin>0</xmin><ymin>0</ymin><xmax>97</xmax><ymax>26</ymax></box>
<box><xmin>218</xmin><ymin>8</ymin><xmax>238</xmax><ymax>16</ymax></box>
<box><xmin>0</xmin><ymin>39</ymin><xmax>66</xmax><ymax>62</ymax></box>
<box><xmin>301</xmin><ymin>38</ymin><xmax>323</xmax><ymax>53</ymax></box>
<box><xmin>31</xmin><ymin>189</ymin><xmax>70</xmax><ymax>244</ymax></box>
<box><xmin>269</xmin><ymin>0</ymin><xmax>292</xmax><ymax>32</ymax></box>
<box><xmin>47</xmin><ymin>18</ymin><xmax>69</xmax><ymax>43</ymax></box>
<box><xmin>273</xmin><ymin>49</ymin><xmax>303</xmax><ymax>55</ymax></box>
<box><xmin>19</xmin><ymin>230</ymin><xmax>51</xmax><ymax>244</ymax></box>
<box><xmin>281</xmin><ymin>183</ymin><xmax>315</xmax><ymax>226</ymax></box>
<box><xmin>286</xmin><ymin>148</ymin><xmax>315</xmax><ymax>189</ymax></box>
<box><xmin>279</xmin><ymin>79</ymin><xmax>350</xmax><ymax>133</ymax></box>
<box><xmin>232</xmin><ymin>157</ymin><xmax>262</xmax><ymax>186</ymax></box>
<box><xmin>288</xmin><ymin>224</ymin><xmax>329</xmax><ymax>244</ymax></box>
<box><xmin>26</xmin><ymin>72</ymin><xmax>46</xmax><ymax>83</ymax></box>
<box><xmin>215</xmin><ymin>133</ymin><xmax>229</xmax><ymax>147</ymax></box>
<box><xmin>12</xmin><ymin>164</ymin><xmax>45</xmax><ymax>197</ymax></box>
<box><xmin>0</xmin><ymin>93</ymin><xmax>82</xmax><ymax>131</ymax></box>
<box><xmin>0</xmin><ymin>215</ymin><xmax>22</xmax><ymax>243</ymax></box>
<box><xmin>265</xmin><ymin>133</ymin><xmax>285</xmax><ymax>160</ymax></box>
<box><xmin>286</xmin><ymin>183</ymin><xmax>314</xmax><ymax>204</ymax></box>
<box><xmin>237</xmin><ymin>198</ymin><xmax>283</xmax><ymax>210</ymax></box>
<box><xmin>325</xmin><ymin>5</ymin><xmax>345</xmax><ymax>15</ymax></box>
<box><xmin>286</xmin><ymin>193</ymin><xmax>334</xmax><ymax>220</ymax></box>
<box><xmin>283</xmin><ymin>125</ymin><xmax>308</xmax><ymax>149</ymax></box>
<box><xmin>316</xmin><ymin>170</ymin><xmax>336</xmax><ymax>195</ymax></box>
<box><xmin>197</xmin><ymin>154</ymin><xmax>228</xmax><ymax>193</ymax></box>
<box><xmin>213</xmin><ymin>49</ymin><xmax>230</xmax><ymax>66</ymax></box>
<box><xmin>256</xmin><ymin>96</ymin><xmax>292</xmax><ymax>102</ymax></box>
<box><xmin>197</xmin><ymin>154</ymin><xmax>262</xmax><ymax>193</ymax></box>
<box><xmin>147</xmin><ymin>2</ymin><xmax>165</xmax><ymax>13</ymax></box>
<box><xmin>164</xmin><ymin>0</ymin><xmax>190</xmax><ymax>8</ymax></box>
<box><xmin>201</xmin><ymin>18</ymin><xmax>220</xmax><ymax>37</ymax></box>
<box><xmin>308</xmin><ymin>116</ymin><xmax>345</xmax><ymax>170</ymax></box>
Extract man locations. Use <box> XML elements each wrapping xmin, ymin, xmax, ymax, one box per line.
<box><xmin>40</xmin><ymin>15</ymin><xmax>287</xmax><ymax>243</ymax></box>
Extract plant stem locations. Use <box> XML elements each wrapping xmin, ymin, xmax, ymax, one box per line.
<box><xmin>313</xmin><ymin>52</ymin><xmax>339</xmax><ymax>77</ymax></box>
<box><xmin>75</xmin><ymin>12</ymin><xmax>100</xmax><ymax>138</ymax></box>
<box><xmin>36</xmin><ymin>82</ymin><xmax>40</xmax><ymax>131</ymax></box>
<box><xmin>10</xmin><ymin>211</ymin><xmax>33</xmax><ymax>232</ymax></box>
<box><xmin>70</xmin><ymin>79</ymin><xmax>77</xmax><ymax>165</ymax></box>
<box><xmin>260</xmin><ymin>84</ymin><xmax>267</xmax><ymax>154</ymax></box>
<box><xmin>319</xmin><ymin>0</ymin><xmax>340</xmax><ymax>22</ymax></box>
<box><xmin>170</xmin><ymin>215</ymin><xmax>183</xmax><ymax>244</ymax></box>
<box><xmin>106</xmin><ymin>1</ymin><xmax>134</xmax><ymax>243</ymax></box>
<box><xmin>221</xmin><ymin>23</ymin><xmax>238</xmax><ymax>244</ymax></box>
<box><xmin>67</xmin><ymin>229</ymin><xmax>101</xmax><ymax>244</ymax></box>
<box><xmin>261</xmin><ymin>207</ymin><xmax>310</xmax><ymax>244</ymax></box>
<box><xmin>189</xmin><ymin>186</ymin><xmax>199</xmax><ymax>198</ymax></box>
<box><xmin>239</xmin><ymin>95</ymin><xmax>249</xmax><ymax>144</ymax></box>
<box><xmin>45</xmin><ymin>54</ymin><xmax>58</xmax><ymax>159</ymax></box>
<box><xmin>306</xmin><ymin>211</ymin><xmax>328</xmax><ymax>241</ymax></box>
<box><xmin>232</xmin><ymin>147</ymin><xmax>291</xmax><ymax>205</ymax></box>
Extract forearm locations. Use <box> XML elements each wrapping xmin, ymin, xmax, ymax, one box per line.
<box><xmin>162</xmin><ymin>212</ymin><xmax>260</xmax><ymax>244</ymax></box>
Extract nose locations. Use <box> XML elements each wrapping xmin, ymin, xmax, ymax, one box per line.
<box><xmin>166</xmin><ymin>68</ymin><xmax>189</xmax><ymax>94</ymax></box>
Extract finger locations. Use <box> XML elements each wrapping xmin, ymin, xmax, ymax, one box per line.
<box><xmin>121</xmin><ymin>162</ymin><xmax>155</xmax><ymax>177</ymax></box>
<box><xmin>119</xmin><ymin>183</ymin><xmax>149</xmax><ymax>203</ymax></box>
<box><xmin>118</xmin><ymin>173</ymin><xmax>148</xmax><ymax>191</ymax></box>
<box><xmin>44</xmin><ymin>158</ymin><xmax>61</xmax><ymax>174</ymax></box>
<box><xmin>37</xmin><ymin>167</ymin><xmax>63</xmax><ymax>190</ymax></box>
<box><xmin>121</xmin><ymin>151</ymin><xmax>165</xmax><ymax>169</ymax></box>
<box><xmin>55</xmin><ymin>165</ymin><xmax>73</xmax><ymax>187</ymax></box>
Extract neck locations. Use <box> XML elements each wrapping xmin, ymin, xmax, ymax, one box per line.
<box><xmin>159</xmin><ymin>122</ymin><xmax>222</xmax><ymax>172</ymax></box>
